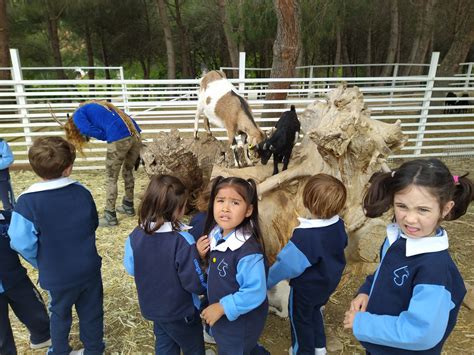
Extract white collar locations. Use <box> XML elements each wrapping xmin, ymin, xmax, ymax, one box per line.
<box><xmin>209</xmin><ymin>226</ymin><xmax>252</xmax><ymax>252</ymax></box>
<box><xmin>386</xmin><ymin>223</ymin><xmax>449</xmax><ymax>257</ymax></box>
<box><xmin>295</xmin><ymin>215</ymin><xmax>339</xmax><ymax>229</ymax></box>
<box><xmin>20</xmin><ymin>177</ymin><xmax>77</xmax><ymax>196</ymax></box>
<box><xmin>143</xmin><ymin>221</ymin><xmax>192</xmax><ymax>233</ymax></box>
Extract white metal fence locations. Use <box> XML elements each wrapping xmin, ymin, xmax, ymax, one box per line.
<box><xmin>1</xmin><ymin>50</ymin><xmax>473</xmax><ymax>170</ymax></box>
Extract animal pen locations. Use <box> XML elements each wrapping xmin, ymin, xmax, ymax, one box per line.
<box><xmin>0</xmin><ymin>50</ymin><xmax>473</xmax><ymax>170</ymax></box>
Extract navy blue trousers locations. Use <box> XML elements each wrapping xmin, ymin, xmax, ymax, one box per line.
<box><xmin>289</xmin><ymin>287</ymin><xmax>327</xmax><ymax>355</ymax></box>
<box><xmin>153</xmin><ymin>309</ymin><xmax>205</xmax><ymax>355</ymax></box>
<box><xmin>46</xmin><ymin>273</ymin><xmax>104</xmax><ymax>355</ymax></box>
<box><xmin>0</xmin><ymin>180</ymin><xmax>14</xmax><ymax>211</ymax></box>
<box><xmin>0</xmin><ymin>277</ymin><xmax>50</xmax><ymax>355</ymax></box>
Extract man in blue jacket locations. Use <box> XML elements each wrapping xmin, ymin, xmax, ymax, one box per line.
<box><xmin>66</xmin><ymin>101</ymin><xmax>142</xmax><ymax>227</ymax></box>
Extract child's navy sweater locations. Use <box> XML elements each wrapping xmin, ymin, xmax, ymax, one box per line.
<box><xmin>0</xmin><ymin>210</ymin><xmax>27</xmax><ymax>293</ymax></box>
<box><xmin>123</xmin><ymin>222</ymin><xmax>206</xmax><ymax>322</ymax></box>
<box><xmin>267</xmin><ymin>216</ymin><xmax>347</xmax><ymax>303</ymax></box>
<box><xmin>353</xmin><ymin>224</ymin><xmax>466</xmax><ymax>354</ymax></box>
<box><xmin>8</xmin><ymin>178</ymin><xmax>101</xmax><ymax>291</ymax></box>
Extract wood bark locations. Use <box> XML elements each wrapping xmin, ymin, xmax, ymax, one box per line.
<box><xmin>438</xmin><ymin>0</ymin><xmax>474</xmax><ymax>76</ymax></box>
<box><xmin>45</xmin><ymin>0</ymin><xmax>66</xmax><ymax>79</ymax></box>
<box><xmin>217</xmin><ymin>0</ymin><xmax>239</xmax><ymax>78</ymax></box>
<box><xmin>157</xmin><ymin>0</ymin><xmax>176</xmax><ymax>79</ymax></box>
<box><xmin>263</xmin><ymin>0</ymin><xmax>300</xmax><ymax>118</ymax></box>
<box><xmin>0</xmin><ymin>0</ymin><xmax>10</xmax><ymax>80</ymax></box>
<box><xmin>172</xmin><ymin>0</ymin><xmax>192</xmax><ymax>78</ymax></box>
<box><xmin>381</xmin><ymin>0</ymin><xmax>399</xmax><ymax>77</ymax></box>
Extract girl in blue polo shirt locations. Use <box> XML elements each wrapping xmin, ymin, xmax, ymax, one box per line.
<box><xmin>344</xmin><ymin>159</ymin><xmax>473</xmax><ymax>354</ymax></box>
<box><xmin>123</xmin><ymin>174</ymin><xmax>207</xmax><ymax>355</ymax></box>
<box><xmin>198</xmin><ymin>176</ymin><xmax>269</xmax><ymax>355</ymax></box>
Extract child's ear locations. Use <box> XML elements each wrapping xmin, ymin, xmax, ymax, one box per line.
<box><xmin>62</xmin><ymin>165</ymin><xmax>73</xmax><ymax>177</ymax></box>
<box><xmin>245</xmin><ymin>205</ymin><xmax>253</xmax><ymax>218</ymax></box>
<box><xmin>442</xmin><ymin>200</ymin><xmax>455</xmax><ymax>219</ymax></box>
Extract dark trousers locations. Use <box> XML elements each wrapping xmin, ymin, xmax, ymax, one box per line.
<box><xmin>0</xmin><ymin>180</ymin><xmax>14</xmax><ymax>211</ymax></box>
<box><xmin>153</xmin><ymin>310</ymin><xmax>205</xmax><ymax>355</ymax></box>
<box><xmin>46</xmin><ymin>273</ymin><xmax>104</xmax><ymax>355</ymax></box>
<box><xmin>0</xmin><ymin>277</ymin><xmax>50</xmax><ymax>355</ymax></box>
<box><xmin>289</xmin><ymin>287</ymin><xmax>327</xmax><ymax>355</ymax></box>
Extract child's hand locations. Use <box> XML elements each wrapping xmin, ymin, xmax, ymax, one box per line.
<box><xmin>350</xmin><ymin>293</ymin><xmax>369</xmax><ymax>312</ymax></box>
<box><xmin>201</xmin><ymin>302</ymin><xmax>225</xmax><ymax>326</ymax></box>
<box><xmin>344</xmin><ymin>310</ymin><xmax>358</xmax><ymax>329</ymax></box>
<box><xmin>196</xmin><ymin>235</ymin><xmax>210</xmax><ymax>260</ymax></box>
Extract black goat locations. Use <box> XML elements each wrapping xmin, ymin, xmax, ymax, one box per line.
<box><xmin>444</xmin><ymin>92</ymin><xmax>457</xmax><ymax>114</ymax></box>
<box><xmin>455</xmin><ymin>93</ymin><xmax>470</xmax><ymax>114</ymax></box>
<box><xmin>258</xmin><ymin>105</ymin><xmax>301</xmax><ymax>175</ymax></box>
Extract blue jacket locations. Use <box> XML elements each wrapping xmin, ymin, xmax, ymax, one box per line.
<box><xmin>123</xmin><ymin>222</ymin><xmax>206</xmax><ymax>322</ymax></box>
<box><xmin>0</xmin><ymin>210</ymin><xmax>27</xmax><ymax>293</ymax></box>
<box><xmin>72</xmin><ymin>103</ymin><xmax>141</xmax><ymax>143</ymax></box>
<box><xmin>207</xmin><ymin>226</ymin><xmax>267</xmax><ymax>322</ymax></box>
<box><xmin>353</xmin><ymin>224</ymin><xmax>466</xmax><ymax>354</ymax></box>
<box><xmin>8</xmin><ymin>177</ymin><xmax>102</xmax><ymax>291</ymax></box>
<box><xmin>267</xmin><ymin>216</ymin><xmax>347</xmax><ymax>303</ymax></box>
<box><xmin>0</xmin><ymin>139</ymin><xmax>14</xmax><ymax>181</ymax></box>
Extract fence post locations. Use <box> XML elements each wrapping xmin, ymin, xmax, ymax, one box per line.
<box><xmin>389</xmin><ymin>63</ymin><xmax>399</xmax><ymax>106</ymax></box>
<box><xmin>238</xmin><ymin>52</ymin><xmax>246</xmax><ymax>94</ymax></box>
<box><xmin>10</xmin><ymin>48</ymin><xmax>32</xmax><ymax>149</ymax></box>
<box><xmin>119</xmin><ymin>66</ymin><xmax>129</xmax><ymax>113</ymax></box>
<box><xmin>464</xmin><ymin>63</ymin><xmax>473</xmax><ymax>89</ymax></box>
<box><xmin>414</xmin><ymin>52</ymin><xmax>440</xmax><ymax>156</ymax></box>
<box><xmin>308</xmin><ymin>66</ymin><xmax>315</xmax><ymax>98</ymax></box>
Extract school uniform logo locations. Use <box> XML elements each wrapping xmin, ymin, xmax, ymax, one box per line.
<box><xmin>217</xmin><ymin>259</ymin><xmax>229</xmax><ymax>277</ymax></box>
<box><xmin>393</xmin><ymin>266</ymin><xmax>409</xmax><ymax>286</ymax></box>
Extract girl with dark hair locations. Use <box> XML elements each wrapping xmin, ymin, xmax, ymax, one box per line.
<box><xmin>198</xmin><ymin>176</ymin><xmax>269</xmax><ymax>354</ymax></box>
<box><xmin>123</xmin><ymin>175</ymin><xmax>207</xmax><ymax>355</ymax></box>
<box><xmin>344</xmin><ymin>159</ymin><xmax>473</xmax><ymax>354</ymax></box>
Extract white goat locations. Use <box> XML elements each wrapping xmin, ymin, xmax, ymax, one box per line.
<box><xmin>194</xmin><ymin>70</ymin><xmax>265</xmax><ymax>167</ymax></box>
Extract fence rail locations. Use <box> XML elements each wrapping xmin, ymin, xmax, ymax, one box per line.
<box><xmin>1</xmin><ymin>51</ymin><xmax>473</xmax><ymax>170</ymax></box>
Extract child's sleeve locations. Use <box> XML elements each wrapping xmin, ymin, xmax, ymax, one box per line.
<box><xmin>267</xmin><ymin>233</ymin><xmax>311</xmax><ymax>289</ymax></box>
<box><xmin>0</xmin><ymin>141</ymin><xmax>14</xmax><ymax>170</ymax></box>
<box><xmin>8</xmin><ymin>208</ymin><xmax>38</xmax><ymax>268</ymax></box>
<box><xmin>72</xmin><ymin>108</ymin><xmax>106</xmax><ymax>141</ymax></box>
<box><xmin>123</xmin><ymin>236</ymin><xmax>135</xmax><ymax>276</ymax></box>
<box><xmin>220</xmin><ymin>253</ymin><xmax>266</xmax><ymax>321</ymax></box>
<box><xmin>353</xmin><ymin>259</ymin><xmax>460</xmax><ymax>351</ymax></box>
<box><xmin>176</xmin><ymin>231</ymin><xmax>207</xmax><ymax>295</ymax></box>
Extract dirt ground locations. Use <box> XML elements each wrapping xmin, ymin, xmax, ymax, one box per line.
<box><xmin>8</xmin><ymin>157</ymin><xmax>474</xmax><ymax>354</ymax></box>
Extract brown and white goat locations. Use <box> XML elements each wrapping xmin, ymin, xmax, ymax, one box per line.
<box><xmin>194</xmin><ymin>70</ymin><xmax>265</xmax><ymax>167</ymax></box>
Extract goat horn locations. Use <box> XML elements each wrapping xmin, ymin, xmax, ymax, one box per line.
<box><xmin>48</xmin><ymin>103</ymin><xmax>64</xmax><ymax>127</ymax></box>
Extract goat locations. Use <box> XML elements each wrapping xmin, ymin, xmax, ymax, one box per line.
<box><xmin>258</xmin><ymin>105</ymin><xmax>301</xmax><ymax>175</ymax></box>
<box><xmin>193</xmin><ymin>70</ymin><xmax>265</xmax><ymax>168</ymax></box>
<box><xmin>455</xmin><ymin>93</ymin><xmax>471</xmax><ymax>114</ymax></box>
<box><xmin>444</xmin><ymin>92</ymin><xmax>457</xmax><ymax>114</ymax></box>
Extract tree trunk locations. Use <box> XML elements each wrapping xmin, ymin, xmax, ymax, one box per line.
<box><xmin>45</xmin><ymin>0</ymin><xmax>66</xmax><ymax>79</ymax></box>
<box><xmin>84</xmin><ymin>21</ymin><xmax>95</xmax><ymax>81</ymax></box>
<box><xmin>173</xmin><ymin>0</ymin><xmax>192</xmax><ymax>78</ymax></box>
<box><xmin>439</xmin><ymin>0</ymin><xmax>474</xmax><ymax>76</ymax></box>
<box><xmin>156</xmin><ymin>0</ymin><xmax>176</xmax><ymax>79</ymax></box>
<box><xmin>366</xmin><ymin>23</ymin><xmax>372</xmax><ymax>77</ymax></box>
<box><xmin>99</xmin><ymin>30</ymin><xmax>111</xmax><ymax>80</ymax></box>
<box><xmin>334</xmin><ymin>17</ymin><xmax>342</xmax><ymax>77</ymax></box>
<box><xmin>237</xmin><ymin>0</ymin><xmax>245</xmax><ymax>53</ymax></box>
<box><xmin>381</xmin><ymin>0</ymin><xmax>399</xmax><ymax>77</ymax></box>
<box><xmin>263</xmin><ymin>0</ymin><xmax>300</xmax><ymax>118</ymax></box>
<box><xmin>217</xmin><ymin>0</ymin><xmax>239</xmax><ymax>78</ymax></box>
<box><xmin>0</xmin><ymin>0</ymin><xmax>10</xmax><ymax>80</ymax></box>
<box><xmin>403</xmin><ymin>0</ymin><xmax>437</xmax><ymax>76</ymax></box>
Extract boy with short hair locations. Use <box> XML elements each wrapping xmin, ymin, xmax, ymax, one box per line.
<box><xmin>0</xmin><ymin>209</ymin><xmax>51</xmax><ymax>354</ymax></box>
<box><xmin>8</xmin><ymin>136</ymin><xmax>105</xmax><ymax>355</ymax></box>
<box><xmin>267</xmin><ymin>173</ymin><xmax>349</xmax><ymax>355</ymax></box>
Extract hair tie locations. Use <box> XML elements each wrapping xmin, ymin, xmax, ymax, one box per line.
<box><xmin>453</xmin><ymin>175</ymin><xmax>460</xmax><ymax>185</ymax></box>
<box><xmin>391</xmin><ymin>171</ymin><xmax>396</xmax><ymax>178</ymax></box>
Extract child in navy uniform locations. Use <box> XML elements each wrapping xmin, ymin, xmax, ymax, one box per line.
<box><xmin>123</xmin><ymin>174</ymin><xmax>207</xmax><ymax>355</ymax></box>
<box><xmin>0</xmin><ymin>210</ymin><xmax>51</xmax><ymax>354</ymax></box>
<box><xmin>0</xmin><ymin>138</ymin><xmax>15</xmax><ymax>210</ymax></box>
<box><xmin>198</xmin><ymin>176</ymin><xmax>269</xmax><ymax>355</ymax></box>
<box><xmin>8</xmin><ymin>137</ymin><xmax>104</xmax><ymax>355</ymax></box>
<box><xmin>344</xmin><ymin>159</ymin><xmax>472</xmax><ymax>354</ymax></box>
<box><xmin>267</xmin><ymin>174</ymin><xmax>348</xmax><ymax>355</ymax></box>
